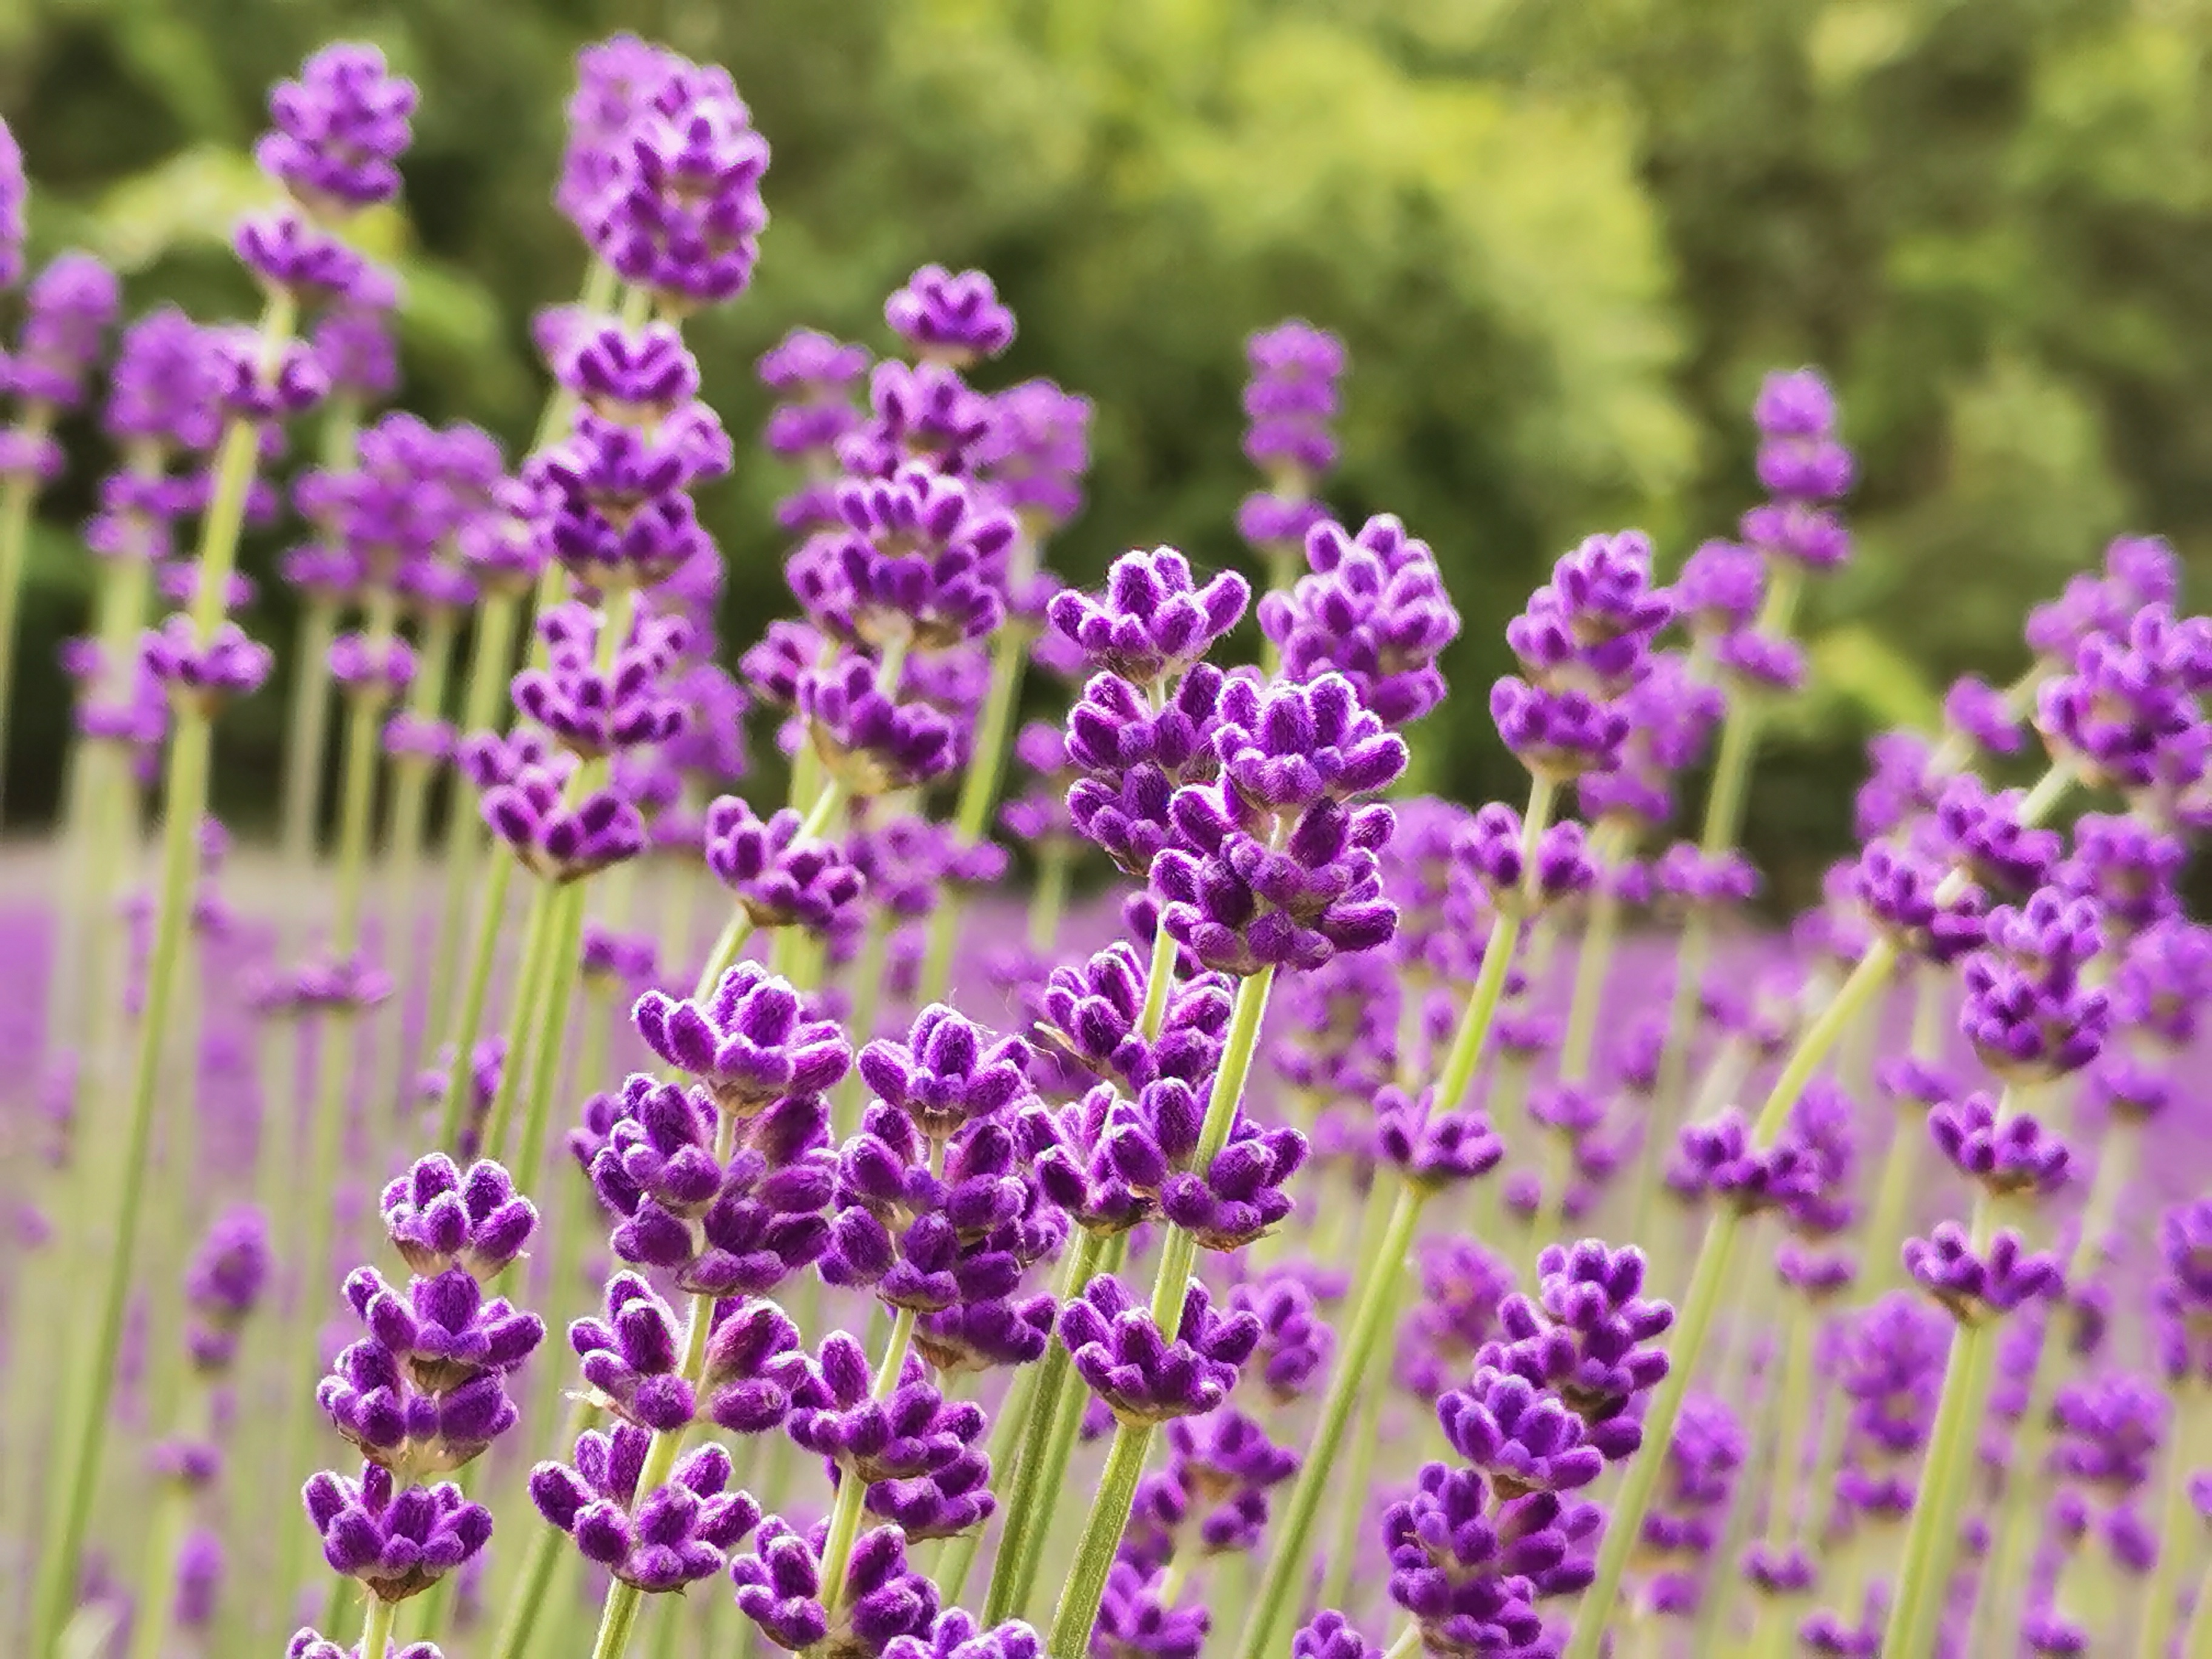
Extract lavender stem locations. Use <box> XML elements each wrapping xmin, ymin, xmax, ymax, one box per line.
<box><xmin>27</xmin><ymin>287</ymin><xmax>295</xmax><ymax>1659</ymax></box>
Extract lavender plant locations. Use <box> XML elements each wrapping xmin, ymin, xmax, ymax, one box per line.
<box><xmin>6</xmin><ymin>28</ymin><xmax>2212</xmax><ymax>1659</ymax></box>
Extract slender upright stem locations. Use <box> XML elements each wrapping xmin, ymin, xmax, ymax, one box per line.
<box><xmin>1047</xmin><ymin>1420</ymin><xmax>1158</xmax><ymax>1658</ymax></box>
<box><xmin>29</xmin><ymin>292</ymin><xmax>293</xmax><ymax>1658</ymax></box>
<box><xmin>1233</xmin><ymin>1182</ymin><xmax>1426</xmax><ymax>1659</ymax></box>
<box><xmin>0</xmin><ymin>405</ymin><xmax>56</xmax><ymax>820</ymax></box>
<box><xmin>1043</xmin><ymin>959</ymin><xmax>1274</xmax><ymax>1654</ymax></box>
<box><xmin>1148</xmin><ymin>967</ymin><xmax>1275</xmax><ymax>1329</ymax></box>
<box><xmin>437</xmin><ymin>845</ymin><xmax>521</xmax><ymax>1153</ymax></box>
<box><xmin>1028</xmin><ymin>839</ymin><xmax>1072</xmax><ymax>953</ymax></box>
<box><xmin>2130</xmin><ymin>1392</ymin><xmax>2202</xmax><ymax>1656</ymax></box>
<box><xmin>816</xmin><ymin>1305</ymin><xmax>919</xmax><ymax>1619</ymax></box>
<box><xmin>984</xmin><ymin>1230</ymin><xmax>1108</xmax><ymax>1623</ymax></box>
<box><xmin>935</xmin><ymin>1357</ymin><xmax>1044</xmax><ymax>1609</ymax></box>
<box><xmin>1880</xmin><ymin>1316</ymin><xmax>1995</xmax><ymax>1659</ymax></box>
<box><xmin>2182</xmin><ymin>1554</ymin><xmax>2212</xmax><ymax>1659</ymax></box>
<box><xmin>423</xmin><ymin>588</ymin><xmax>521</xmax><ymax>1061</ymax></box>
<box><xmin>1138</xmin><ymin>913</ymin><xmax>1178</xmax><ymax>1044</ymax></box>
<box><xmin>358</xmin><ymin>1596</ymin><xmax>398</xmax><ymax>1659</ymax></box>
<box><xmin>489</xmin><ymin>1396</ymin><xmax>598</xmax><ymax>1659</ymax></box>
<box><xmin>916</xmin><ymin>622</ymin><xmax>1028</xmax><ymax>1005</ymax></box>
<box><xmin>278</xmin><ymin>397</ymin><xmax>363</xmax><ymax>868</ymax></box>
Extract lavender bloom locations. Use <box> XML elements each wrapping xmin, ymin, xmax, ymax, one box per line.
<box><xmin>1030</xmin><ymin>942</ymin><xmax>1232</xmax><ymax>1096</ymax></box>
<box><xmin>2050</xmin><ymin>1372</ymin><xmax>2168</xmax><ymax>1498</ymax></box>
<box><xmin>885</xmin><ymin>264</ymin><xmax>1017</xmax><ymax>366</ymax></box>
<box><xmin>378</xmin><ymin>1155</ymin><xmax>535</xmax><ymax>1279</ymax></box>
<box><xmin>731</xmin><ymin>1518</ymin><xmax>939</xmax><ymax>1656</ymax></box>
<box><xmin>301</xmin><ymin>1462</ymin><xmax>491</xmax><ymax>1602</ymax></box>
<box><xmin>805</xmin><ymin>465</ymin><xmax>1017</xmax><ymax>650</ymax></box>
<box><xmin>256</xmin><ymin>43</ymin><xmax>417</xmax><ymax>213</ymax></box>
<box><xmin>634</xmin><ymin>962</ymin><xmax>853</xmax><ymax>1113</ymax></box>
<box><xmin>1377</xmin><ymin>1085</ymin><xmax>1504</xmax><ymax>1193</ymax></box>
<box><xmin>1048</xmin><ymin>547</ymin><xmax>1250</xmax><ymax>686</ymax></box>
<box><xmin>1230</xmin><ymin>1270</ymin><xmax>1336</xmax><ymax>1401</ymax></box>
<box><xmin>1436</xmin><ymin>1369</ymin><xmax>1606</xmax><ymax>1497</ymax></box>
<box><xmin>704</xmin><ymin>795</ymin><xmax>866</xmax><ymax>934</ymax></box>
<box><xmin>183</xmin><ymin>1205</ymin><xmax>271</xmax><ymax>1373</ymax></box>
<box><xmin>1926</xmin><ymin>1093</ymin><xmax>2070</xmax><ymax>1197</ymax></box>
<box><xmin>1476</xmin><ymin>1239</ymin><xmax>1674</xmax><ymax>1461</ymax></box>
<box><xmin>1291</xmin><ymin>1612</ymin><xmax>1376</xmax><ymax>1659</ymax></box>
<box><xmin>8</xmin><ymin>252</ymin><xmax>121</xmax><ymax>412</ymax></box>
<box><xmin>978</xmin><ymin>377</ymin><xmax>1093</xmax><ymax>529</ymax></box>
<box><xmin>2035</xmin><ymin>603</ymin><xmax>2212</xmax><ymax>804</ymax></box>
<box><xmin>585</xmin><ymin>64</ymin><xmax>770</xmax><ymax>310</ymax></box>
<box><xmin>858</xmin><ymin>1004</ymin><xmax>1033</xmax><ymax>1141</ymax></box>
<box><xmin>531</xmin><ymin>1423</ymin><xmax>761</xmax><ymax>1590</ymax></box>
<box><xmin>1091</xmin><ymin>1560</ymin><xmax>1209</xmax><ymax>1659</ymax></box>
<box><xmin>1259</xmin><ymin>515</ymin><xmax>1461</xmax><ymax>727</ymax></box>
<box><xmin>1061</xmin><ymin>1275</ymin><xmax>1261</xmax><ymax>1424</ymax></box>
<box><xmin>1959</xmin><ymin>888</ymin><xmax>2110</xmax><ymax>1082</ymax></box>
<box><xmin>1456</xmin><ymin>802</ymin><xmax>1596</xmax><ymax>913</ymax></box>
<box><xmin>1637</xmin><ymin>1393</ymin><xmax>1745</xmax><ymax>1614</ymax></box>
<box><xmin>2056</xmin><ymin>812</ymin><xmax>2185</xmax><ymax>937</ymax></box>
<box><xmin>480</xmin><ymin>762</ymin><xmax>645</xmax><ymax>882</ymax></box>
<box><xmin>141</xmin><ymin>616</ymin><xmax>273</xmax><ymax>711</ymax></box>
<box><xmin>320</xmin><ymin>1265</ymin><xmax>544</xmax><ymax>1476</ymax></box>
<box><xmin>1384</xmin><ymin>1462</ymin><xmax>1598</xmax><ymax>1653</ymax></box>
<box><xmin>799</xmin><ymin>652</ymin><xmax>957</xmax><ymax>795</ymax></box>
<box><xmin>1236</xmin><ymin>321</ymin><xmax>1346</xmax><ymax>549</ymax></box>
<box><xmin>1903</xmin><ymin>1222</ymin><xmax>2064</xmax><ymax>1323</ymax></box>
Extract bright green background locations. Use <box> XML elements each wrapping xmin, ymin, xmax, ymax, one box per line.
<box><xmin>4</xmin><ymin>0</ymin><xmax>2207</xmax><ymax>897</ymax></box>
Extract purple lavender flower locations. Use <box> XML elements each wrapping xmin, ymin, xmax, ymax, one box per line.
<box><xmin>378</xmin><ymin>1155</ymin><xmax>536</xmax><ymax>1279</ymax></box>
<box><xmin>1259</xmin><ymin>515</ymin><xmax>1461</xmax><ymax>726</ymax></box>
<box><xmin>183</xmin><ymin>1205</ymin><xmax>271</xmax><ymax>1373</ymax></box>
<box><xmin>1926</xmin><ymin>1093</ymin><xmax>2070</xmax><ymax>1198</ymax></box>
<box><xmin>1061</xmin><ymin>1275</ymin><xmax>1261</xmax><ymax>1424</ymax></box>
<box><xmin>885</xmin><ymin>1610</ymin><xmax>1044</xmax><ymax>1659</ymax></box>
<box><xmin>301</xmin><ymin>1462</ymin><xmax>491</xmax><ymax>1602</ymax></box>
<box><xmin>585</xmin><ymin>64</ymin><xmax>771</xmax><ymax>310</ymax></box>
<box><xmin>287</xmin><ymin>1632</ymin><xmax>441</xmax><ymax>1659</ymax></box>
<box><xmin>1437</xmin><ymin>1368</ymin><xmax>1606</xmax><ymax>1498</ymax></box>
<box><xmin>256</xmin><ymin>43</ymin><xmax>417</xmax><ymax>214</ymax></box>
<box><xmin>1903</xmin><ymin>1222</ymin><xmax>2064</xmax><ymax>1323</ymax></box>
<box><xmin>1048</xmin><ymin>547</ymin><xmax>1250</xmax><ymax>686</ymax></box>
<box><xmin>799</xmin><ymin>652</ymin><xmax>957</xmax><ymax>795</ymax></box>
<box><xmin>858</xmin><ymin>1004</ymin><xmax>1033</xmax><ymax>1140</ymax></box>
<box><xmin>7</xmin><ymin>252</ymin><xmax>119</xmax><ymax>412</ymax></box>
<box><xmin>1959</xmin><ymin>887</ymin><xmax>2110</xmax><ymax>1082</ymax></box>
<box><xmin>1237</xmin><ymin>320</ymin><xmax>1346</xmax><ymax>544</ymax></box>
<box><xmin>1376</xmin><ymin>1085</ymin><xmax>1504</xmax><ymax>1193</ymax></box>
<box><xmin>704</xmin><ymin>795</ymin><xmax>865</xmax><ymax>934</ymax></box>
<box><xmin>886</xmin><ymin>264</ymin><xmax>1017</xmax><ymax>366</ymax></box>
<box><xmin>531</xmin><ymin>1423</ymin><xmax>761</xmax><ymax>1590</ymax></box>
<box><xmin>1636</xmin><ymin>1392</ymin><xmax>1745</xmax><ymax>1614</ymax></box>
<box><xmin>978</xmin><ymin>378</ymin><xmax>1093</xmax><ymax>529</ymax></box>
<box><xmin>480</xmin><ymin>762</ymin><xmax>645</xmax><ymax>882</ymax></box>
<box><xmin>1476</xmin><ymin>1239</ymin><xmax>1674</xmax><ymax>1461</ymax></box>
<box><xmin>634</xmin><ymin>962</ymin><xmax>853</xmax><ymax>1113</ymax></box>
<box><xmin>730</xmin><ymin>1517</ymin><xmax>939</xmax><ymax>1656</ymax></box>
<box><xmin>1384</xmin><ymin>1462</ymin><xmax>1598</xmax><ymax>1653</ymax></box>
<box><xmin>141</xmin><ymin>616</ymin><xmax>273</xmax><ymax>711</ymax></box>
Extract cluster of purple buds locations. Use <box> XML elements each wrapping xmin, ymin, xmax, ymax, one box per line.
<box><xmin>1959</xmin><ymin>886</ymin><xmax>2110</xmax><ymax>1082</ymax></box>
<box><xmin>181</xmin><ymin>1205</ymin><xmax>272</xmax><ymax>1375</ymax></box>
<box><xmin>1742</xmin><ymin>368</ymin><xmax>1854</xmax><ymax>572</ymax></box>
<box><xmin>140</xmin><ymin>613</ymin><xmax>273</xmax><ymax>714</ymax></box>
<box><xmin>577</xmin><ymin>63</ymin><xmax>769</xmax><ymax>312</ymax></box>
<box><xmin>1258</xmin><ymin>515</ymin><xmax>1461</xmax><ymax>727</ymax></box>
<box><xmin>1493</xmin><ymin>530</ymin><xmax>1674</xmax><ymax>781</ymax></box>
<box><xmin>787</xmin><ymin>1337</ymin><xmax>994</xmax><ymax>1538</ymax></box>
<box><xmin>1148</xmin><ymin>672</ymin><xmax>1407</xmax><ymax>976</ymax></box>
<box><xmin>759</xmin><ymin>327</ymin><xmax>871</xmax><ymax>529</ymax></box>
<box><xmin>730</xmin><ymin>1515</ymin><xmax>939</xmax><ymax>1655</ymax></box>
<box><xmin>1476</xmin><ymin>1240</ymin><xmax>1674</xmax><ymax>1462</ymax></box>
<box><xmin>705</xmin><ymin>794</ymin><xmax>867</xmax><ymax>937</ymax></box>
<box><xmin>1236</xmin><ymin>320</ymin><xmax>1347</xmax><ymax>553</ymax></box>
<box><xmin>531</xmin><ymin>1421</ymin><xmax>763</xmax><ymax>1590</ymax></box>
<box><xmin>303</xmin><ymin>1156</ymin><xmax>535</xmax><ymax>1604</ymax></box>
<box><xmin>316</xmin><ymin>1155</ymin><xmax>544</xmax><ymax>1481</ymax></box>
<box><xmin>514</xmin><ymin>602</ymin><xmax>692</xmax><ymax>757</ymax></box>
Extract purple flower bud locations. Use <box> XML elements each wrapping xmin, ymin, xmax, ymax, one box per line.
<box><xmin>301</xmin><ymin>1461</ymin><xmax>490</xmax><ymax>1602</ymax></box>
<box><xmin>1903</xmin><ymin>1222</ymin><xmax>2064</xmax><ymax>1322</ymax></box>
<box><xmin>798</xmin><ymin>653</ymin><xmax>957</xmax><ymax>796</ymax></box>
<box><xmin>532</xmin><ymin>1423</ymin><xmax>761</xmax><ymax>1591</ymax></box>
<box><xmin>1059</xmin><ymin>1274</ymin><xmax>1261</xmax><ymax>1424</ymax></box>
<box><xmin>379</xmin><ymin>1155</ymin><xmax>537</xmax><ymax>1280</ymax></box>
<box><xmin>731</xmin><ymin>1517</ymin><xmax>939</xmax><ymax>1657</ymax></box>
<box><xmin>1258</xmin><ymin>515</ymin><xmax>1460</xmax><ymax>727</ymax></box>
<box><xmin>885</xmin><ymin>264</ymin><xmax>1016</xmax><ymax>366</ymax></box>
<box><xmin>141</xmin><ymin>616</ymin><xmax>272</xmax><ymax>712</ymax></box>
<box><xmin>0</xmin><ymin>119</ymin><xmax>22</xmax><ymax>289</ymax></box>
<box><xmin>634</xmin><ymin>962</ymin><xmax>853</xmax><ymax>1112</ymax></box>
<box><xmin>8</xmin><ymin>252</ymin><xmax>119</xmax><ymax>411</ymax></box>
<box><xmin>256</xmin><ymin>43</ymin><xmax>417</xmax><ymax>213</ymax></box>
<box><xmin>1049</xmin><ymin>547</ymin><xmax>1249</xmax><ymax>685</ymax></box>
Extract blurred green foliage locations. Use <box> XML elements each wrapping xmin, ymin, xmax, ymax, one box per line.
<box><xmin>2</xmin><ymin>0</ymin><xmax>2207</xmax><ymax>896</ymax></box>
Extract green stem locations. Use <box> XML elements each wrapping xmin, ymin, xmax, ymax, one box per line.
<box><xmin>1233</xmin><ymin>1182</ymin><xmax>1426</xmax><ymax>1659</ymax></box>
<box><xmin>437</xmin><ymin>844</ymin><xmax>520</xmax><ymax>1153</ymax></box>
<box><xmin>279</xmin><ymin>598</ymin><xmax>341</xmax><ymax>865</ymax></box>
<box><xmin>510</xmin><ymin>875</ymin><xmax>589</xmax><ymax>1188</ymax></box>
<box><xmin>480</xmin><ymin>881</ymin><xmax>557</xmax><ymax>1161</ymax></box>
<box><xmin>2130</xmin><ymin>1395</ymin><xmax>2202</xmax><ymax>1657</ymax></box>
<box><xmin>1028</xmin><ymin>839</ymin><xmax>1073</xmax><ymax>953</ymax></box>
<box><xmin>1432</xmin><ymin>776</ymin><xmax>1555</xmax><ymax>1113</ymax></box>
<box><xmin>1627</xmin><ymin>909</ymin><xmax>1714</xmax><ymax>1250</ymax></box>
<box><xmin>817</xmin><ymin>1308</ymin><xmax>920</xmax><ymax>1614</ymax></box>
<box><xmin>421</xmin><ymin>588</ymin><xmax>521</xmax><ymax>1070</ymax></box>
<box><xmin>126</xmin><ymin>1479</ymin><xmax>193</xmax><ymax>1659</ymax></box>
<box><xmin>1758</xmin><ymin>1297</ymin><xmax>1818</xmax><ymax>1555</ymax></box>
<box><xmin>1138</xmin><ymin>913</ymin><xmax>1178</xmax><ymax>1044</ymax></box>
<box><xmin>2183</xmin><ymin>1553</ymin><xmax>2212</xmax><ymax>1659</ymax></box>
<box><xmin>1557</xmin><ymin>851</ymin><xmax>1624</xmax><ymax>1087</ymax></box>
<box><xmin>833</xmin><ymin>914</ymin><xmax>892</xmax><ymax>1132</ymax></box>
<box><xmin>1562</xmin><ymin>1206</ymin><xmax>1744</xmax><ymax>1659</ymax></box>
<box><xmin>987</xmin><ymin>1230</ymin><xmax>1110</xmax><ymax>1624</ymax></box>
<box><xmin>935</xmin><ymin>1358</ymin><xmax>1045</xmax><ymax>1609</ymax></box>
<box><xmin>29</xmin><ymin>716</ymin><xmax>215</xmax><ymax>1659</ymax></box>
<box><xmin>0</xmin><ymin>405</ymin><xmax>56</xmax><ymax>822</ymax></box>
<box><xmin>1047</xmin><ymin>1420</ymin><xmax>1159</xmax><ymax>1658</ymax></box>
<box><xmin>917</xmin><ymin>623</ymin><xmax>1030</xmax><ymax>1005</ymax></box>
<box><xmin>360</xmin><ymin>1596</ymin><xmax>398</xmax><ymax>1659</ymax></box>
<box><xmin>489</xmin><ymin>1396</ymin><xmax>598</xmax><ymax>1659</ymax></box>
<box><xmin>1148</xmin><ymin>967</ymin><xmax>1276</xmax><ymax>1330</ymax></box>
<box><xmin>1880</xmin><ymin>1317</ymin><xmax>1996</xmax><ymax>1659</ymax></box>
<box><xmin>1316</xmin><ymin>1291</ymin><xmax>1395</xmax><ymax>1617</ymax></box>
